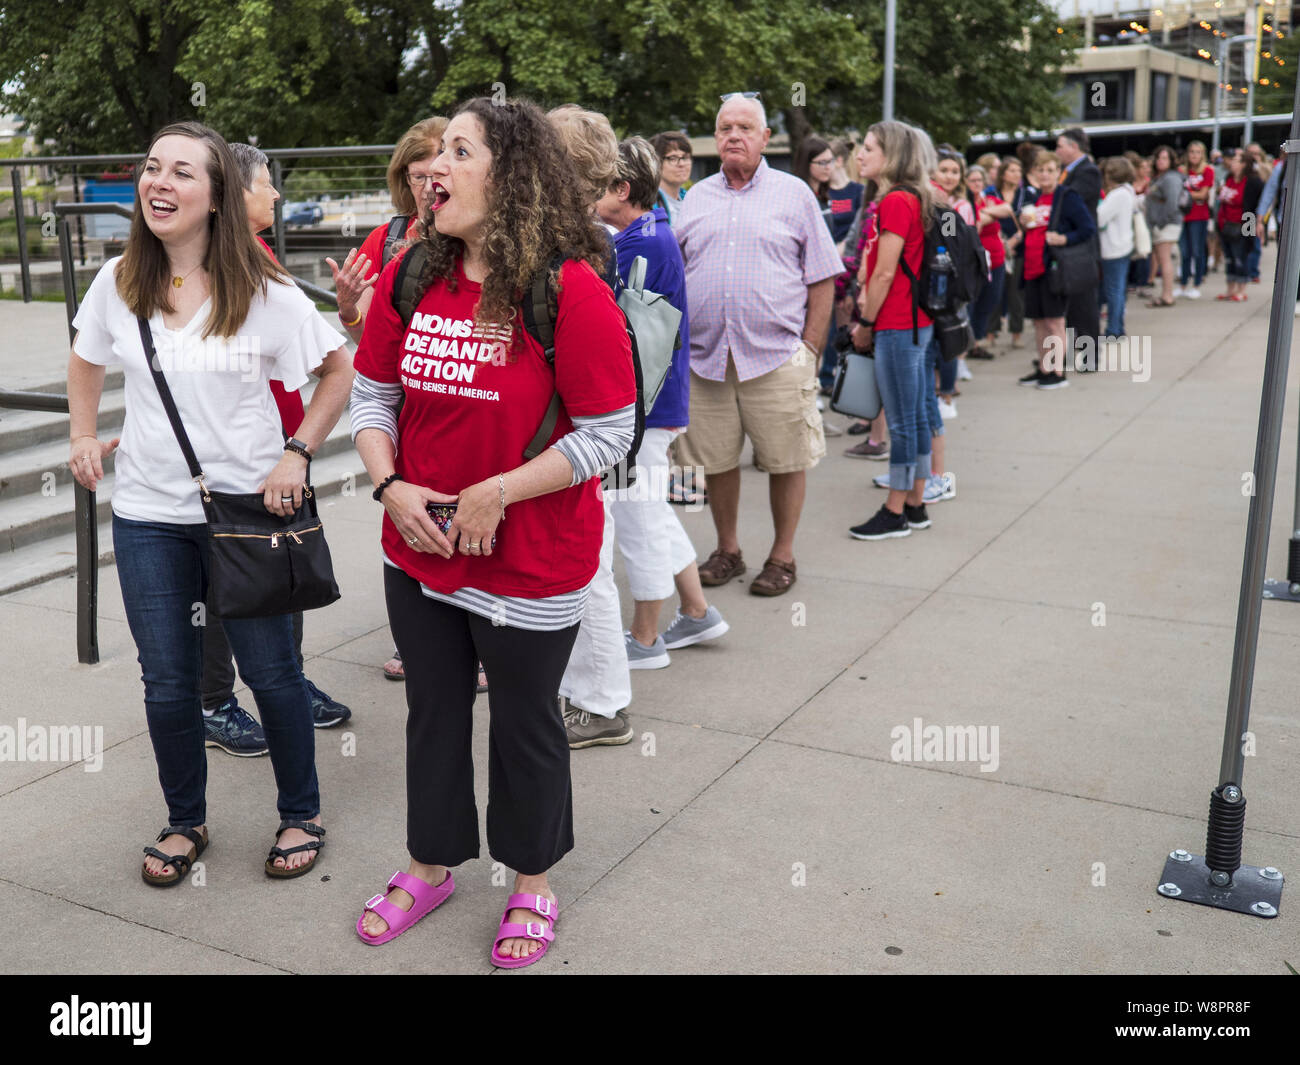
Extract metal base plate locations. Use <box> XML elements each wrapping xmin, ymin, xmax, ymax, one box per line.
<box><xmin>1262</xmin><ymin>578</ymin><xmax>1300</xmax><ymax>602</ymax></box>
<box><xmin>1157</xmin><ymin>852</ymin><xmax>1283</xmax><ymax>917</ymax></box>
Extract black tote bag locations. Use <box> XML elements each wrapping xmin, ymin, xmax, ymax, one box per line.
<box><xmin>138</xmin><ymin>317</ymin><xmax>340</xmax><ymax>619</ymax></box>
<box><xmin>1044</xmin><ymin>188</ymin><xmax>1098</xmax><ymax>298</ymax></box>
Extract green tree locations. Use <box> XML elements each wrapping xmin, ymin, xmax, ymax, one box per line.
<box><xmin>1252</xmin><ymin>26</ymin><xmax>1300</xmax><ymax>118</ymax></box>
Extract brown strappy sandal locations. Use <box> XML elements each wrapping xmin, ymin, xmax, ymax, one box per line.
<box><xmin>750</xmin><ymin>556</ymin><xmax>797</xmax><ymax>597</ymax></box>
<box><xmin>141</xmin><ymin>825</ymin><xmax>208</xmax><ymax>888</ymax></box>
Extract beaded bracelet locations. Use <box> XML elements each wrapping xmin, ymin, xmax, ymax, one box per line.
<box><xmin>372</xmin><ymin>472</ymin><xmax>403</xmax><ymax>502</ymax></box>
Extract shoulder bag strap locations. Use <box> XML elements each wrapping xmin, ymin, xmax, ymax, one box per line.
<box><xmin>137</xmin><ymin>316</ymin><xmax>209</xmax><ymax>495</ymax></box>
<box><xmin>522</xmin><ymin>266</ymin><xmax>562</xmax><ymax>461</ymax></box>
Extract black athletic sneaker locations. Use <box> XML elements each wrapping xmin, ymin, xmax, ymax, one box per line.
<box><xmin>305</xmin><ymin>678</ymin><xmax>352</xmax><ymax>728</ymax></box>
<box><xmin>1018</xmin><ymin>368</ymin><xmax>1044</xmax><ymax>387</ymax></box>
<box><xmin>1036</xmin><ymin>372</ymin><xmax>1070</xmax><ymax>390</ymax></box>
<box><xmin>903</xmin><ymin>502</ymin><xmax>931</xmax><ymax>529</ymax></box>
<box><xmin>849</xmin><ymin>505</ymin><xmax>911</xmax><ymax>540</ymax></box>
<box><xmin>203</xmin><ymin>699</ymin><xmax>269</xmax><ymax>757</ymax></box>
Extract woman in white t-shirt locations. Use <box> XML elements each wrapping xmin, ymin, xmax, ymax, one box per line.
<box><xmin>66</xmin><ymin>121</ymin><xmax>354</xmax><ymax>888</ymax></box>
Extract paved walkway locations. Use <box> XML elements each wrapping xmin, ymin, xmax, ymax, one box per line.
<box><xmin>0</xmin><ymin>257</ymin><xmax>1297</xmax><ymax>974</ymax></box>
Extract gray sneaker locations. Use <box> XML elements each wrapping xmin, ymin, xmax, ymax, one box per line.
<box><xmin>625</xmin><ymin>631</ymin><xmax>671</xmax><ymax>670</ymax></box>
<box><xmin>661</xmin><ymin>605</ymin><xmax>730</xmax><ymax>650</ymax></box>
<box><xmin>561</xmin><ymin>700</ymin><xmax>634</xmax><ymax>749</ymax></box>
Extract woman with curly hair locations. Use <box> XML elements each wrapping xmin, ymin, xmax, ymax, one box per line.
<box><xmin>349</xmin><ymin>97</ymin><xmax>636</xmax><ymax>967</ymax></box>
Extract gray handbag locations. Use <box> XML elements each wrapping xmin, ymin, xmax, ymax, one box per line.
<box><xmin>829</xmin><ymin>339</ymin><xmax>882</xmax><ymax>421</ymax></box>
<box><xmin>617</xmin><ymin>255</ymin><xmax>682</xmax><ymax>413</ymax></box>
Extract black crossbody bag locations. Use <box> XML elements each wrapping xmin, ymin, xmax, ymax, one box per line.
<box><xmin>137</xmin><ymin>317</ymin><xmax>340</xmax><ymax>619</ymax></box>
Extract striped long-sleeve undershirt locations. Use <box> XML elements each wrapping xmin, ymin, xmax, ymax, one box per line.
<box><xmin>350</xmin><ymin>372</ymin><xmax>634</xmax><ymax>629</ymax></box>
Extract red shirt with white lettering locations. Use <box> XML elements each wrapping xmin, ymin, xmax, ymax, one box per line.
<box><xmin>353</xmin><ymin>256</ymin><xmax>636</xmax><ymax>597</ymax></box>
<box><xmin>1183</xmin><ymin>167</ymin><xmax>1214</xmax><ymax>223</ymax></box>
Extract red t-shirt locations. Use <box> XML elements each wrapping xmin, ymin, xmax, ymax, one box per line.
<box><xmin>975</xmin><ymin>191</ymin><xmax>1007</xmax><ymax>269</ymax></box>
<box><xmin>357</xmin><ymin>216</ymin><xmax>420</xmax><ymax>275</ymax></box>
<box><xmin>1218</xmin><ymin>175</ymin><xmax>1246</xmax><ymax>226</ymax></box>
<box><xmin>256</xmin><ymin>236</ymin><xmax>306</xmax><ymax>435</ymax></box>
<box><xmin>353</xmin><ymin>256</ymin><xmax>636</xmax><ymax>598</ymax></box>
<box><xmin>1022</xmin><ymin>193</ymin><xmax>1054</xmax><ymax>281</ymax></box>
<box><xmin>867</xmin><ymin>189</ymin><xmax>931</xmax><ymax>332</ymax></box>
<box><xmin>1184</xmin><ymin>168</ymin><xmax>1213</xmax><ymax>222</ymax></box>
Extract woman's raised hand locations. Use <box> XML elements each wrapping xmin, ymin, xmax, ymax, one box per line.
<box><xmin>326</xmin><ymin>249</ymin><xmax>378</xmax><ymax>320</ymax></box>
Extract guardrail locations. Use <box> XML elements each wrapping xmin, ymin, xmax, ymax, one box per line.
<box><xmin>0</xmin><ymin>387</ymin><xmax>98</xmax><ymax>665</ymax></box>
<box><xmin>1</xmin><ymin>202</ymin><xmax>335</xmax><ymax>666</ymax></box>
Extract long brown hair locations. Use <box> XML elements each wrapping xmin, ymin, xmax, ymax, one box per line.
<box><xmin>419</xmin><ymin>96</ymin><xmax>610</xmax><ymax>332</ymax></box>
<box><xmin>117</xmin><ymin>121</ymin><xmax>285</xmax><ymax>338</ymax></box>
<box><xmin>868</xmin><ymin>120</ymin><xmax>937</xmax><ymax>230</ymax></box>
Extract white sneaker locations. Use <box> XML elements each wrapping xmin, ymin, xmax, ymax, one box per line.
<box><xmin>1172</xmin><ymin>286</ymin><xmax>1184</xmax><ymax>298</ymax></box>
<box><xmin>1184</xmin><ymin>287</ymin><xmax>1201</xmax><ymax>300</ymax></box>
<box><xmin>822</xmin><ymin>420</ymin><xmax>844</xmax><ymax>437</ymax></box>
<box><xmin>956</xmin><ymin>358</ymin><xmax>973</xmax><ymax>381</ymax></box>
<box><xmin>937</xmin><ymin>398</ymin><xmax>957</xmax><ymax>420</ymax></box>
<box><xmin>816</xmin><ymin>395</ymin><xmax>825</xmax><ymax>411</ymax></box>
<box><xmin>923</xmin><ymin>472</ymin><xmax>957</xmax><ymax>504</ymax></box>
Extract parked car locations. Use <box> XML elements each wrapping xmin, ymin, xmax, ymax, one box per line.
<box><xmin>283</xmin><ymin>201</ymin><xmax>323</xmax><ymax>227</ymax></box>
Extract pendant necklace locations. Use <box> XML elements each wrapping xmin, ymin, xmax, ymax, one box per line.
<box><xmin>171</xmin><ymin>263</ymin><xmax>203</xmax><ymax>289</ymax></box>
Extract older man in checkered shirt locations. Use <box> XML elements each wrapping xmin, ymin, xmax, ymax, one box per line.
<box><xmin>675</xmin><ymin>94</ymin><xmax>842</xmax><ymax>596</ymax></box>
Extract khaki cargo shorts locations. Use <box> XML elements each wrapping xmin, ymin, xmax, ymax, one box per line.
<box><xmin>683</xmin><ymin>348</ymin><xmax>825</xmax><ymax>475</ymax></box>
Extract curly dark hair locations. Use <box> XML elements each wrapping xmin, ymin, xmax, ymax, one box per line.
<box><xmin>419</xmin><ymin>96</ymin><xmax>610</xmax><ymax>333</ymax></box>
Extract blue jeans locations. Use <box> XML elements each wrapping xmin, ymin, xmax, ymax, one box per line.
<box><xmin>819</xmin><ymin>304</ymin><xmax>839</xmax><ymax>390</ymax></box>
<box><xmin>873</xmin><ymin>325</ymin><xmax>934</xmax><ymax>491</ymax></box>
<box><xmin>1245</xmin><ymin>235</ymin><xmax>1262</xmax><ymax>282</ymax></box>
<box><xmin>1179</xmin><ymin>219</ymin><xmax>1208</xmax><ymax>286</ymax></box>
<box><xmin>113</xmin><ymin>514</ymin><xmax>319</xmax><ymax>828</ymax></box>
<box><xmin>1100</xmin><ymin>256</ymin><xmax>1129</xmax><ymax>338</ymax></box>
<box><xmin>970</xmin><ymin>263</ymin><xmax>1006</xmax><ymax>342</ymax></box>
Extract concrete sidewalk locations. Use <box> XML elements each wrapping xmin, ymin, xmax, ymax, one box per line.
<box><xmin>0</xmin><ymin>259</ymin><xmax>1297</xmax><ymax>974</ymax></box>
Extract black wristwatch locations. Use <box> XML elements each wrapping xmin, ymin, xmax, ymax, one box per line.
<box><xmin>284</xmin><ymin>437</ymin><xmax>312</xmax><ymax>461</ymax></box>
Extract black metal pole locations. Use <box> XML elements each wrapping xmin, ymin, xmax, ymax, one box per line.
<box><xmin>1155</xmin><ymin>78</ymin><xmax>1300</xmax><ymax>919</ymax></box>
<box><xmin>12</xmin><ymin>168</ymin><xmax>32</xmax><ymax>302</ymax></box>
<box><xmin>72</xmin><ymin>168</ymin><xmax>86</xmax><ymax>267</ymax></box>
<box><xmin>58</xmin><ymin>217</ymin><xmax>78</xmax><ymax>338</ymax></box>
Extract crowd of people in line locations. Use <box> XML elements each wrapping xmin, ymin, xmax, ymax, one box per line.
<box><xmin>63</xmin><ymin>92</ymin><xmax>1273</xmax><ymax>968</ymax></box>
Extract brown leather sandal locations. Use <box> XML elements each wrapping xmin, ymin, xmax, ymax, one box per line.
<box><xmin>698</xmin><ymin>548</ymin><xmax>745</xmax><ymax>586</ymax></box>
<box><xmin>141</xmin><ymin>825</ymin><xmax>208</xmax><ymax>888</ymax></box>
<box><xmin>750</xmin><ymin>557</ymin><xmax>797</xmax><ymax>596</ymax></box>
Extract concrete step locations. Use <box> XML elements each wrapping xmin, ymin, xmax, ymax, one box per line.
<box><xmin>0</xmin><ymin>414</ymin><xmax>360</xmax><ymax>553</ymax></box>
<box><xmin>0</xmin><ymin>448</ymin><xmax>371</xmax><ymax>596</ymax></box>
<box><xmin>0</xmin><ymin>405</ymin><xmax>354</xmax><ymax>502</ymax></box>
<box><xmin>0</xmin><ymin>387</ymin><xmax>127</xmax><ymax>452</ymax></box>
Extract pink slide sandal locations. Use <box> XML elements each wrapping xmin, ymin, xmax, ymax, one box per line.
<box><xmin>490</xmin><ymin>893</ymin><xmax>558</xmax><ymax>969</ymax></box>
<box><xmin>356</xmin><ymin>869</ymin><xmax>455</xmax><ymax>946</ymax></box>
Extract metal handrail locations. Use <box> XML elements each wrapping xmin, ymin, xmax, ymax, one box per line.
<box><xmin>0</xmin><ymin>389</ymin><xmax>98</xmax><ymax>665</ymax></box>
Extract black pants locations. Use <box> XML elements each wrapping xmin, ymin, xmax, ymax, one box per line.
<box><xmin>201</xmin><ymin>606</ymin><xmax>305</xmax><ymax>710</ymax></box>
<box><xmin>1065</xmin><ymin>283</ymin><xmax>1100</xmax><ymax>361</ymax></box>
<box><xmin>385</xmin><ymin>565</ymin><xmax>579</xmax><ymax>875</ymax></box>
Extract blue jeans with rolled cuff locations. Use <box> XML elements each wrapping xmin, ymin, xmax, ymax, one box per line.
<box><xmin>873</xmin><ymin>324</ymin><xmax>934</xmax><ymax>492</ymax></box>
<box><xmin>112</xmin><ymin>514</ymin><xmax>320</xmax><ymax>829</ymax></box>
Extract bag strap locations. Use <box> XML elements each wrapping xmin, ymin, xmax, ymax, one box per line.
<box><xmin>521</xmin><ymin>260</ymin><xmax>563</xmax><ymax>460</ymax></box>
<box><xmin>137</xmin><ymin>316</ymin><xmax>209</xmax><ymax>496</ymax></box>
<box><xmin>381</xmin><ymin>214</ymin><xmax>409</xmax><ymax>268</ymax></box>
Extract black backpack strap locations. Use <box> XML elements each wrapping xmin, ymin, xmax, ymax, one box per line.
<box><xmin>137</xmin><ymin>317</ymin><xmax>209</xmax><ymax>497</ymax></box>
<box><xmin>521</xmin><ymin>258</ymin><xmax>564</xmax><ymax>461</ymax></box>
<box><xmin>390</xmin><ymin>241</ymin><xmax>430</xmax><ymax>328</ymax></box>
<box><xmin>381</xmin><ymin>214</ymin><xmax>410</xmax><ymax>268</ymax></box>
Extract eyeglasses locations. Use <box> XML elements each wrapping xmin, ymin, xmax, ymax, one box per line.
<box><xmin>810</xmin><ymin>157</ymin><xmax>834</xmax><ymax>168</ymax></box>
<box><xmin>407</xmin><ymin>173</ymin><xmax>437</xmax><ymax>188</ymax></box>
<box><xmin>720</xmin><ymin>91</ymin><xmax>761</xmax><ymax>101</ymax></box>
<box><xmin>663</xmin><ymin>154</ymin><xmax>691</xmax><ymax>164</ymax></box>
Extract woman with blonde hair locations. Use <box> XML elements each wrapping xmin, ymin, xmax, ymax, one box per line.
<box><xmin>848</xmin><ymin>120</ymin><xmax>941</xmax><ymax>540</ymax></box>
<box><xmin>1178</xmin><ymin>140</ymin><xmax>1213</xmax><ymax>298</ymax></box>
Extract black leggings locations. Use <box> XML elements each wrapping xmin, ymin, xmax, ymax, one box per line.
<box><xmin>385</xmin><ymin>565</ymin><xmax>579</xmax><ymax>875</ymax></box>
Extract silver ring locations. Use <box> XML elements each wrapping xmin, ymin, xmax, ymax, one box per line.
<box><xmin>281</xmin><ymin>495</ymin><xmax>293</xmax><ymax>501</ymax></box>
<box><xmin>408</xmin><ymin>537</ymin><xmax>419</xmax><ymax>545</ymax></box>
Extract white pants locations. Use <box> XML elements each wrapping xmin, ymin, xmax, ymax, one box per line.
<box><xmin>559</xmin><ymin>494</ymin><xmax>631</xmax><ymax>718</ymax></box>
<box><xmin>608</xmin><ymin>427</ymin><xmax>697</xmax><ymax>601</ymax></box>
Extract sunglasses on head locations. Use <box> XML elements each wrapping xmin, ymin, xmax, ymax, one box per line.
<box><xmin>720</xmin><ymin>91</ymin><xmax>762</xmax><ymax>101</ymax></box>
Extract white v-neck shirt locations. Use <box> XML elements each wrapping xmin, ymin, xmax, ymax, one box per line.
<box><xmin>72</xmin><ymin>257</ymin><xmax>347</xmax><ymax>524</ymax></box>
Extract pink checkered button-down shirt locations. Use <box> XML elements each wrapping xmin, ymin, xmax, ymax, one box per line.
<box><xmin>675</xmin><ymin>157</ymin><xmax>842</xmax><ymax>382</ymax></box>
